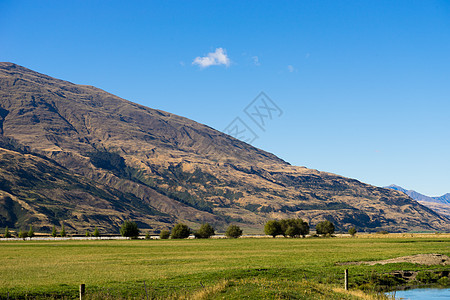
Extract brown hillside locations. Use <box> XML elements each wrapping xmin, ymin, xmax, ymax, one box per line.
<box><xmin>0</xmin><ymin>62</ymin><xmax>448</xmax><ymax>233</ymax></box>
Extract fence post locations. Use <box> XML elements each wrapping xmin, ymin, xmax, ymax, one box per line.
<box><xmin>344</xmin><ymin>269</ymin><xmax>348</xmax><ymax>291</ymax></box>
<box><xmin>79</xmin><ymin>284</ymin><xmax>85</xmax><ymax>300</ymax></box>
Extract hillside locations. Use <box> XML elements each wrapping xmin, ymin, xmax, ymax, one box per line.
<box><xmin>0</xmin><ymin>62</ymin><xmax>448</xmax><ymax>233</ymax></box>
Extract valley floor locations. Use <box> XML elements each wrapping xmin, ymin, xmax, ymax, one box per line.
<box><xmin>1</xmin><ymin>234</ymin><xmax>449</xmax><ymax>299</ymax></box>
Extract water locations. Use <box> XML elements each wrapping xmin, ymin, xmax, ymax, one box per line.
<box><xmin>387</xmin><ymin>288</ymin><xmax>450</xmax><ymax>299</ymax></box>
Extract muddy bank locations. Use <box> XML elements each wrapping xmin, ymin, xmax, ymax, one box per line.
<box><xmin>338</xmin><ymin>253</ymin><xmax>450</xmax><ymax>266</ymax></box>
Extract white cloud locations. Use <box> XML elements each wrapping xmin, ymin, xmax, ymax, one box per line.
<box><xmin>252</xmin><ymin>56</ymin><xmax>260</xmax><ymax>66</ymax></box>
<box><xmin>192</xmin><ymin>48</ymin><xmax>230</xmax><ymax>68</ymax></box>
<box><xmin>287</xmin><ymin>65</ymin><xmax>295</xmax><ymax>72</ymax></box>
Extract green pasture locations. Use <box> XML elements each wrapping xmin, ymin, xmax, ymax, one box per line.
<box><xmin>0</xmin><ymin>236</ymin><xmax>449</xmax><ymax>299</ymax></box>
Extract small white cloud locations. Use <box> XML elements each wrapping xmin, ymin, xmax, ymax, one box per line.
<box><xmin>305</xmin><ymin>53</ymin><xmax>310</xmax><ymax>59</ymax></box>
<box><xmin>252</xmin><ymin>56</ymin><xmax>260</xmax><ymax>66</ymax></box>
<box><xmin>192</xmin><ymin>48</ymin><xmax>230</xmax><ymax>68</ymax></box>
<box><xmin>179</xmin><ymin>61</ymin><xmax>185</xmax><ymax>66</ymax></box>
<box><xmin>287</xmin><ymin>65</ymin><xmax>295</xmax><ymax>72</ymax></box>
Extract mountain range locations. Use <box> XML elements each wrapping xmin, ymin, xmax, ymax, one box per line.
<box><xmin>385</xmin><ymin>185</ymin><xmax>450</xmax><ymax>218</ymax></box>
<box><xmin>0</xmin><ymin>62</ymin><xmax>448</xmax><ymax>233</ymax></box>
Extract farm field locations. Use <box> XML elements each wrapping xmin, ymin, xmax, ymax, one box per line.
<box><xmin>1</xmin><ymin>234</ymin><xmax>449</xmax><ymax>299</ymax></box>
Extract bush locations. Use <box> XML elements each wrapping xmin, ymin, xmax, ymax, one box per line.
<box><xmin>120</xmin><ymin>221</ymin><xmax>140</xmax><ymax>238</ymax></box>
<box><xmin>85</xmin><ymin>230</ymin><xmax>90</xmax><ymax>237</ymax></box>
<box><xmin>348</xmin><ymin>227</ymin><xmax>357</xmax><ymax>236</ymax></box>
<box><xmin>315</xmin><ymin>221</ymin><xmax>335</xmax><ymax>235</ymax></box>
<box><xmin>4</xmin><ymin>226</ymin><xmax>11</xmax><ymax>238</ymax></box>
<box><xmin>93</xmin><ymin>227</ymin><xmax>100</xmax><ymax>237</ymax></box>
<box><xmin>264</xmin><ymin>220</ymin><xmax>282</xmax><ymax>238</ymax></box>
<box><xmin>226</xmin><ymin>224</ymin><xmax>243</xmax><ymax>238</ymax></box>
<box><xmin>145</xmin><ymin>232</ymin><xmax>151</xmax><ymax>240</ymax></box>
<box><xmin>159</xmin><ymin>230</ymin><xmax>170</xmax><ymax>239</ymax></box>
<box><xmin>28</xmin><ymin>225</ymin><xmax>35</xmax><ymax>239</ymax></box>
<box><xmin>416</xmin><ymin>271</ymin><xmax>440</xmax><ymax>284</ymax></box>
<box><xmin>437</xmin><ymin>276</ymin><xmax>450</xmax><ymax>286</ymax></box>
<box><xmin>194</xmin><ymin>223</ymin><xmax>215</xmax><ymax>239</ymax></box>
<box><xmin>171</xmin><ymin>223</ymin><xmax>191</xmax><ymax>239</ymax></box>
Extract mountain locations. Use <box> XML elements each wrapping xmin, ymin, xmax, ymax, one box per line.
<box><xmin>0</xmin><ymin>62</ymin><xmax>448</xmax><ymax>233</ymax></box>
<box><xmin>385</xmin><ymin>185</ymin><xmax>450</xmax><ymax>219</ymax></box>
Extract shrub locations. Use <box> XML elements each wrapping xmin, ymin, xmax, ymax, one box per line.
<box><xmin>225</xmin><ymin>224</ymin><xmax>243</xmax><ymax>238</ymax></box>
<box><xmin>4</xmin><ymin>226</ymin><xmax>11</xmax><ymax>238</ymax></box>
<box><xmin>194</xmin><ymin>223</ymin><xmax>215</xmax><ymax>239</ymax></box>
<box><xmin>171</xmin><ymin>223</ymin><xmax>191</xmax><ymax>239</ymax></box>
<box><xmin>60</xmin><ymin>224</ymin><xmax>66</xmax><ymax>237</ymax></box>
<box><xmin>437</xmin><ymin>276</ymin><xmax>450</xmax><ymax>286</ymax></box>
<box><xmin>416</xmin><ymin>271</ymin><xmax>440</xmax><ymax>284</ymax></box>
<box><xmin>159</xmin><ymin>230</ymin><xmax>170</xmax><ymax>239</ymax></box>
<box><xmin>51</xmin><ymin>226</ymin><xmax>58</xmax><ymax>237</ymax></box>
<box><xmin>93</xmin><ymin>227</ymin><xmax>100</xmax><ymax>238</ymax></box>
<box><xmin>28</xmin><ymin>225</ymin><xmax>35</xmax><ymax>239</ymax></box>
<box><xmin>264</xmin><ymin>220</ymin><xmax>282</xmax><ymax>238</ymax></box>
<box><xmin>85</xmin><ymin>230</ymin><xmax>90</xmax><ymax>237</ymax></box>
<box><xmin>348</xmin><ymin>227</ymin><xmax>357</xmax><ymax>237</ymax></box>
<box><xmin>316</xmin><ymin>221</ymin><xmax>335</xmax><ymax>235</ymax></box>
<box><xmin>145</xmin><ymin>232</ymin><xmax>151</xmax><ymax>240</ymax></box>
<box><xmin>120</xmin><ymin>221</ymin><xmax>140</xmax><ymax>238</ymax></box>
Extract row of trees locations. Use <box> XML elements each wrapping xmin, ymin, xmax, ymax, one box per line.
<box><xmin>264</xmin><ymin>219</ymin><xmax>339</xmax><ymax>238</ymax></box>
<box><xmin>4</xmin><ymin>220</ymin><xmax>356</xmax><ymax>239</ymax></box>
<box><xmin>120</xmin><ymin>221</ymin><xmax>244</xmax><ymax>239</ymax></box>
<box><xmin>3</xmin><ymin>224</ymin><xmax>102</xmax><ymax>239</ymax></box>
<box><xmin>264</xmin><ymin>219</ymin><xmax>310</xmax><ymax>238</ymax></box>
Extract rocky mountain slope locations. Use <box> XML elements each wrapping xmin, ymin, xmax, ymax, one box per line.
<box><xmin>386</xmin><ymin>185</ymin><xmax>450</xmax><ymax>218</ymax></box>
<box><xmin>0</xmin><ymin>62</ymin><xmax>448</xmax><ymax>233</ymax></box>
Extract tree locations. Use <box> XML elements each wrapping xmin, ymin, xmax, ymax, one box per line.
<box><xmin>264</xmin><ymin>220</ymin><xmax>282</xmax><ymax>238</ymax></box>
<box><xmin>60</xmin><ymin>224</ymin><xmax>66</xmax><ymax>237</ymax></box>
<box><xmin>171</xmin><ymin>223</ymin><xmax>191</xmax><ymax>239</ymax></box>
<box><xmin>4</xmin><ymin>226</ymin><xmax>11</xmax><ymax>238</ymax></box>
<box><xmin>194</xmin><ymin>223</ymin><xmax>215</xmax><ymax>239</ymax></box>
<box><xmin>292</xmin><ymin>218</ymin><xmax>309</xmax><ymax>237</ymax></box>
<box><xmin>276</xmin><ymin>219</ymin><xmax>309</xmax><ymax>238</ymax></box>
<box><xmin>51</xmin><ymin>226</ymin><xmax>57</xmax><ymax>237</ymax></box>
<box><xmin>348</xmin><ymin>227</ymin><xmax>357</xmax><ymax>237</ymax></box>
<box><xmin>145</xmin><ymin>232</ymin><xmax>151</xmax><ymax>240</ymax></box>
<box><xmin>120</xmin><ymin>221</ymin><xmax>140</xmax><ymax>238</ymax></box>
<box><xmin>316</xmin><ymin>221</ymin><xmax>335</xmax><ymax>235</ymax></box>
<box><xmin>225</xmin><ymin>224</ymin><xmax>243</xmax><ymax>238</ymax></box>
<box><xmin>93</xmin><ymin>227</ymin><xmax>100</xmax><ymax>238</ymax></box>
<box><xmin>85</xmin><ymin>230</ymin><xmax>91</xmax><ymax>237</ymax></box>
<box><xmin>19</xmin><ymin>230</ymin><xmax>28</xmax><ymax>240</ymax></box>
<box><xmin>159</xmin><ymin>230</ymin><xmax>170</xmax><ymax>239</ymax></box>
<box><xmin>28</xmin><ymin>225</ymin><xmax>35</xmax><ymax>239</ymax></box>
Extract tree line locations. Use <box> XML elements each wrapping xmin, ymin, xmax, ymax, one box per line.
<box><xmin>3</xmin><ymin>220</ymin><xmax>358</xmax><ymax>239</ymax></box>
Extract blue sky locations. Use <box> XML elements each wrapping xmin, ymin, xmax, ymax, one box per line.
<box><xmin>1</xmin><ymin>1</ymin><xmax>449</xmax><ymax>196</ymax></box>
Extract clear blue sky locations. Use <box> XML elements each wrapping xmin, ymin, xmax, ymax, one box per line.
<box><xmin>1</xmin><ymin>1</ymin><xmax>449</xmax><ymax>196</ymax></box>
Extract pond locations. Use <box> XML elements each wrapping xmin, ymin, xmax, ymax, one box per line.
<box><xmin>386</xmin><ymin>288</ymin><xmax>450</xmax><ymax>299</ymax></box>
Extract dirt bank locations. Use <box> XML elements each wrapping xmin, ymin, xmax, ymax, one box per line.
<box><xmin>338</xmin><ymin>253</ymin><xmax>450</xmax><ymax>266</ymax></box>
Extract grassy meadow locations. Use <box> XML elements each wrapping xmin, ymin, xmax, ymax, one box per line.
<box><xmin>1</xmin><ymin>234</ymin><xmax>449</xmax><ymax>299</ymax></box>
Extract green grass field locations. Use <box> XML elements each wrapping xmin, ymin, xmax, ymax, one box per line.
<box><xmin>1</xmin><ymin>235</ymin><xmax>449</xmax><ymax>299</ymax></box>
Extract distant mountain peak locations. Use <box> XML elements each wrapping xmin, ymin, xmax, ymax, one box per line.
<box><xmin>385</xmin><ymin>185</ymin><xmax>450</xmax><ymax>205</ymax></box>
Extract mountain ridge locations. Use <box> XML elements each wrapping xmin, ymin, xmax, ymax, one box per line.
<box><xmin>386</xmin><ymin>185</ymin><xmax>450</xmax><ymax>205</ymax></box>
<box><xmin>385</xmin><ymin>184</ymin><xmax>450</xmax><ymax>219</ymax></box>
<box><xmin>1</xmin><ymin>62</ymin><xmax>448</xmax><ymax>233</ymax></box>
